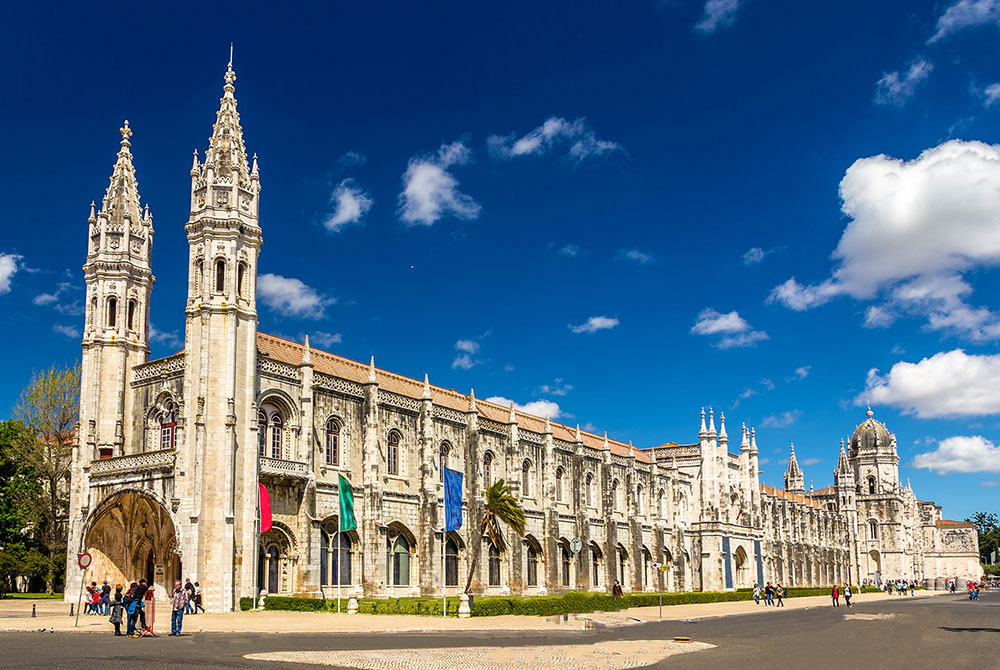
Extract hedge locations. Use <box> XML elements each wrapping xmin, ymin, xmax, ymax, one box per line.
<box><xmin>240</xmin><ymin>585</ymin><xmax>867</xmax><ymax>617</ymax></box>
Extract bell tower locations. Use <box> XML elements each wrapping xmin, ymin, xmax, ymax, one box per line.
<box><xmin>179</xmin><ymin>58</ymin><xmax>262</xmax><ymax>611</ymax></box>
<box><xmin>80</xmin><ymin>121</ymin><xmax>154</xmax><ymax>459</ymax></box>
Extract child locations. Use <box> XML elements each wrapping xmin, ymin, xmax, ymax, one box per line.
<box><xmin>109</xmin><ymin>585</ymin><xmax>124</xmax><ymax>636</ymax></box>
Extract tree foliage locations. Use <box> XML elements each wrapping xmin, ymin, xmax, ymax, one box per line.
<box><xmin>10</xmin><ymin>361</ymin><xmax>80</xmax><ymax>594</ymax></box>
<box><xmin>966</xmin><ymin>512</ymin><xmax>1000</xmax><ymax>566</ymax></box>
<box><xmin>464</xmin><ymin>479</ymin><xmax>526</xmax><ymax>591</ymax></box>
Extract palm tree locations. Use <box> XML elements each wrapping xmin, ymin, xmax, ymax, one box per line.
<box><xmin>464</xmin><ymin>479</ymin><xmax>526</xmax><ymax>592</ymax></box>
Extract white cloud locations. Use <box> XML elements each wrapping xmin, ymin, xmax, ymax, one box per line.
<box><xmin>695</xmin><ymin>0</ymin><xmax>742</xmax><ymax>33</ymax></box>
<box><xmin>929</xmin><ymin>0</ymin><xmax>1000</xmax><ymax>43</ymax></box>
<box><xmin>52</xmin><ymin>323</ymin><xmax>80</xmax><ymax>338</ymax></box>
<box><xmin>451</xmin><ymin>354</ymin><xmax>480</xmax><ymax>370</ymax></box>
<box><xmin>258</xmin><ymin>273</ymin><xmax>334</xmax><ymax>319</ymax></box>
<box><xmin>760</xmin><ymin>410</ymin><xmax>802</xmax><ymax>428</ymax></box>
<box><xmin>860</xmin><ymin>349</ymin><xmax>1000</xmax><ymax>418</ymax></box>
<box><xmin>760</xmin><ymin>377</ymin><xmax>776</xmax><ymax>390</ymax></box>
<box><xmin>981</xmin><ymin>479</ymin><xmax>1000</xmax><ymax>487</ymax></box>
<box><xmin>569</xmin><ymin>316</ymin><xmax>619</xmax><ymax>334</ymax></box>
<box><xmin>488</xmin><ymin>117</ymin><xmax>621</xmax><ymax>163</ymax></box>
<box><xmin>0</xmin><ymin>253</ymin><xmax>22</xmax><ymax>294</ymax></box>
<box><xmin>311</xmin><ymin>331</ymin><xmax>343</xmax><ymax>348</ymax></box>
<box><xmin>557</xmin><ymin>244</ymin><xmax>580</xmax><ymax>257</ymax></box>
<box><xmin>732</xmin><ymin>387</ymin><xmax>757</xmax><ymax>408</ymax></box>
<box><xmin>874</xmin><ymin>59</ymin><xmax>934</xmax><ymax>106</ymax></box>
<box><xmin>742</xmin><ymin>247</ymin><xmax>771</xmax><ymax>266</ymax></box>
<box><xmin>455</xmin><ymin>339</ymin><xmax>480</xmax><ymax>354</ymax></box>
<box><xmin>485</xmin><ymin>395</ymin><xmax>563</xmax><ymax>420</ymax></box>
<box><xmin>691</xmin><ymin>308</ymin><xmax>768</xmax><ymax>348</ymax></box>
<box><xmin>913</xmin><ymin>435</ymin><xmax>1000</xmax><ymax>474</ymax></box>
<box><xmin>787</xmin><ymin>366</ymin><xmax>811</xmax><ymax>381</ymax></box>
<box><xmin>34</xmin><ymin>280</ymin><xmax>83</xmax><ymax>315</ymax></box>
<box><xmin>539</xmin><ymin>379</ymin><xmax>573</xmax><ymax>397</ymax></box>
<box><xmin>398</xmin><ymin>141</ymin><xmax>480</xmax><ymax>226</ymax></box>
<box><xmin>769</xmin><ymin>140</ymin><xmax>1000</xmax><ymax>341</ymax></box>
<box><xmin>801</xmin><ymin>457</ymin><xmax>822</xmax><ymax>466</ymax></box>
<box><xmin>323</xmin><ymin>179</ymin><xmax>373</xmax><ymax>231</ymax></box>
<box><xmin>338</xmin><ymin>151</ymin><xmax>368</xmax><ymax>167</ymax></box>
<box><xmin>615</xmin><ymin>249</ymin><xmax>655</xmax><ymax>264</ymax></box>
<box><xmin>983</xmin><ymin>83</ymin><xmax>1000</xmax><ymax>107</ymax></box>
<box><xmin>149</xmin><ymin>323</ymin><xmax>182</xmax><ymax>349</ymax></box>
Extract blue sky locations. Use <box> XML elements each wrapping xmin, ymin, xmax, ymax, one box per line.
<box><xmin>1</xmin><ymin>1</ymin><xmax>999</xmax><ymax>519</ymax></box>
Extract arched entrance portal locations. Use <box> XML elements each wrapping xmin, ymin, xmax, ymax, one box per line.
<box><xmin>733</xmin><ymin>546</ymin><xmax>750</xmax><ymax>588</ymax></box>
<box><xmin>867</xmin><ymin>550</ymin><xmax>881</xmax><ymax>584</ymax></box>
<box><xmin>83</xmin><ymin>490</ymin><xmax>179</xmax><ymax>599</ymax></box>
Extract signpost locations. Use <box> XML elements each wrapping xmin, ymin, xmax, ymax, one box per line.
<box><xmin>74</xmin><ymin>552</ymin><xmax>92</xmax><ymax>628</ymax></box>
<box><xmin>652</xmin><ymin>562</ymin><xmax>671</xmax><ymax>619</ymax></box>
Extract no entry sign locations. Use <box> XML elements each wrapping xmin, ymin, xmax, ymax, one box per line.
<box><xmin>78</xmin><ymin>552</ymin><xmax>92</xmax><ymax>570</ymax></box>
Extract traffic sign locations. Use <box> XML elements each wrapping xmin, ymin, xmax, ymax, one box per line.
<box><xmin>77</xmin><ymin>552</ymin><xmax>92</xmax><ymax>570</ymax></box>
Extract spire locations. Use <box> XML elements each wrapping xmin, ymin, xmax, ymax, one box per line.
<box><xmin>544</xmin><ymin>414</ymin><xmax>552</xmax><ymax>434</ymax></box>
<box><xmin>191</xmin><ymin>150</ymin><xmax>200</xmax><ymax>175</ymax></box>
<box><xmin>699</xmin><ymin>407</ymin><xmax>707</xmax><ymax>436</ymax></box>
<box><xmin>740</xmin><ymin>422</ymin><xmax>750</xmax><ymax>450</ymax></box>
<box><xmin>603</xmin><ymin>431</ymin><xmax>609</xmax><ymax>450</ymax></box>
<box><xmin>509</xmin><ymin>402</ymin><xmax>517</xmax><ymax>424</ymax></box>
<box><xmin>302</xmin><ymin>335</ymin><xmax>311</xmax><ymax>364</ymax></box>
<box><xmin>423</xmin><ymin>373</ymin><xmax>431</xmax><ymax>399</ymax></box>
<box><xmin>368</xmin><ymin>356</ymin><xmax>376</xmax><ymax>383</ymax></box>
<box><xmin>575</xmin><ymin>424</ymin><xmax>582</xmax><ymax>442</ymax></box>
<box><xmin>468</xmin><ymin>388</ymin><xmax>477</xmax><ymax>412</ymax></box>
<box><xmin>719</xmin><ymin>412</ymin><xmax>728</xmax><ymax>442</ymax></box>
<box><xmin>784</xmin><ymin>442</ymin><xmax>804</xmax><ymax>493</ymax></box>
<box><xmin>97</xmin><ymin>120</ymin><xmax>146</xmax><ymax>228</ymax></box>
<box><xmin>836</xmin><ymin>439</ymin><xmax>851</xmax><ymax>476</ymax></box>
<box><xmin>89</xmin><ymin>201</ymin><xmax>96</xmax><ymax>222</ymax></box>
<box><xmin>708</xmin><ymin>408</ymin><xmax>716</xmax><ymax>435</ymax></box>
<box><xmin>750</xmin><ymin>427</ymin><xmax>758</xmax><ymax>454</ymax></box>
<box><xmin>202</xmin><ymin>59</ymin><xmax>251</xmax><ymax>183</ymax></box>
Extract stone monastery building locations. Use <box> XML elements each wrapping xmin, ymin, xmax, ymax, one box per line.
<box><xmin>66</xmin><ymin>64</ymin><xmax>981</xmax><ymax>612</ymax></box>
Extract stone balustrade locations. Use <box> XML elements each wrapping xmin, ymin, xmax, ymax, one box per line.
<box><xmin>90</xmin><ymin>449</ymin><xmax>176</xmax><ymax>478</ymax></box>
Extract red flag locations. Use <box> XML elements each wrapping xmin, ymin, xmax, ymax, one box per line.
<box><xmin>258</xmin><ymin>483</ymin><xmax>272</xmax><ymax>533</ymax></box>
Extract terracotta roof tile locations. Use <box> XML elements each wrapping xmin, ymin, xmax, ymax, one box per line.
<box><xmin>935</xmin><ymin>520</ymin><xmax>976</xmax><ymax>528</ymax></box>
<box><xmin>256</xmin><ymin>331</ymin><xmax>652</xmax><ymax>463</ymax></box>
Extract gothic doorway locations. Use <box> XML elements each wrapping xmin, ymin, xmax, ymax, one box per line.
<box><xmin>733</xmin><ymin>546</ymin><xmax>749</xmax><ymax>588</ymax></box>
<box><xmin>82</xmin><ymin>490</ymin><xmax>179</xmax><ymax>598</ymax></box>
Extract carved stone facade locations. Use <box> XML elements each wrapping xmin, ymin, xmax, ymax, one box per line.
<box><xmin>65</xmin><ymin>65</ymin><xmax>982</xmax><ymax>612</ymax></box>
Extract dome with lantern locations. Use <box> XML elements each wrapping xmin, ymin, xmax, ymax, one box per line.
<box><xmin>849</xmin><ymin>407</ymin><xmax>894</xmax><ymax>458</ymax></box>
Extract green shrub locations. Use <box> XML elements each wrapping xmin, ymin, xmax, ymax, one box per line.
<box><xmin>240</xmin><ymin>586</ymin><xmax>864</xmax><ymax>617</ymax></box>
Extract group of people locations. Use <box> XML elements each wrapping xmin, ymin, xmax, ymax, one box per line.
<box><xmin>87</xmin><ymin>577</ymin><xmax>204</xmax><ymax>637</ymax></box>
<box><xmin>829</xmin><ymin>584</ymin><xmax>853</xmax><ymax>607</ymax></box>
<box><xmin>882</xmin><ymin>579</ymin><xmax>917</xmax><ymax>596</ymax></box>
<box><xmin>751</xmin><ymin>582</ymin><xmax>785</xmax><ymax>606</ymax></box>
<box><xmin>966</xmin><ymin>581</ymin><xmax>981</xmax><ymax>600</ymax></box>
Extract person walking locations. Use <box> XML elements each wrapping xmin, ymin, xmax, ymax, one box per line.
<box><xmin>109</xmin><ymin>585</ymin><xmax>124</xmax><ymax>636</ymax></box>
<box><xmin>99</xmin><ymin>581</ymin><xmax>111</xmax><ymax>615</ymax></box>
<box><xmin>124</xmin><ymin>582</ymin><xmax>140</xmax><ymax>637</ymax></box>
<box><xmin>183</xmin><ymin>579</ymin><xmax>195</xmax><ymax>615</ymax></box>
<box><xmin>909</xmin><ymin>581</ymin><xmax>915</xmax><ymax>596</ymax></box>
<box><xmin>611</xmin><ymin>580</ymin><xmax>623</xmax><ymax>599</ymax></box>
<box><xmin>843</xmin><ymin>584</ymin><xmax>852</xmax><ymax>608</ymax></box>
<box><xmin>831</xmin><ymin>585</ymin><xmax>839</xmax><ymax>607</ymax></box>
<box><xmin>170</xmin><ymin>581</ymin><xmax>188</xmax><ymax>636</ymax></box>
<box><xmin>193</xmin><ymin>582</ymin><xmax>205</xmax><ymax>614</ymax></box>
<box><xmin>776</xmin><ymin>584</ymin><xmax>785</xmax><ymax>607</ymax></box>
<box><xmin>753</xmin><ymin>583</ymin><xmax>761</xmax><ymax>605</ymax></box>
<box><xmin>764</xmin><ymin>582</ymin><xmax>774</xmax><ymax>606</ymax></box>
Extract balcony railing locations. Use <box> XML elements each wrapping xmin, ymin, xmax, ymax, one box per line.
<box><xmin>90</xmin><ymin>449</ymin><xmax>176</xmax><ymax>478</ymax></box>
<box><xmin>259</xmin><ymin>456</ymin><xmax>310</xmax><ymax>481</ymax></box>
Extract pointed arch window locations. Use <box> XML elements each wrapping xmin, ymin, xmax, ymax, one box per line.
<box><xmin>215</xmin><ymin>259</ymin><xmax>226</xmax><ymax>293</ymax></box>
<box><xmin>270</xmin><ymin>413</ymin><xmax>283</xmax><ymax>459</ymax></box>
<box><xmin>585</xmin><ymin>473</ymin><xmax>593</xmax><ymax>507</ymax></box>
<box><xmin>325</xmin><ymin>418</ymin><xmax>340</xmax><ymax>466</ymax></box>
<box><xmin>636</xmin><ymin>484</ymin><xmax>644</xmax><ymax>515</ymax></box>
<box><xmin>257</xmin><ymin>411</ymin><xmax>268</xmax><ymax>457</ymax></box>
<box><xmin>483</xmin><ymin>452</ymin><xmax>493</xmax><ymax>486</ymax></box>
<box><xmin>561</xmin><ymin>543</ymin><xmax>571</xmax><ymax>587</ymax></box>
<box><xmin>867</xmin><ymin>476</ymin><xmax>876</xmax><ymax>495</ymax></box>
<box><xmin>107</xmin><ymin>296</ymin><xmax>117</xmax><ymax>328</ymax></box>
<box><xmin>555</xmin><ymin>467</ymin><xmax>565</xmax><ymax>502</ymax></box>
<box><xmin>521</xmin><ymin>460</ymin><xmax>532</xmax><ymax>497</ymax></box>
<box><xmin>611</xmin><ymin>478</ymin><xmax>620</xmax><ymax>512</ymax></box>
<box><xmin>440</xmin><ymin>442</ymin><xmax>450</xmax><ymax>481</ymax></box>
<box><xmin>387</xmin><ymin>535</ymin><xmax>410</xmax><ymax>586</ymax></box>
<box><xmin>387</xmin><ymin>431</ymin><xmax>400</xmax><ymax>476</ymax></box>
<box><xmin>127</xmin><ymin>300</ymin><xmax>136</xmax><ymax>331</ymax></box>
<box><xmin>445</xmin><ymin>537</ymin><xmax>459</xmax><ymax>586</ymax></box>
<box><xmin>868</xmin><ymin>520</ymin><xmax>878</xmax><ymax>540</ymax></box>
<box><xmin>160</xmin><ymin>404</ymin><xmax>176</xmax><ymax>451</ymax></box>
<box><xmin>237</xmin><ymin>262</ymin><xmax>246</xmax><ymax>298</ymax></box>
<box><xmin>488</xmin><ymin>543</ymin><xmax>501</xmax><ymax>587</ymax></box>
<box><xmin>526</xmin><ymin>543</ymin><xmax>538</xmax><ymax>587</ymax></box>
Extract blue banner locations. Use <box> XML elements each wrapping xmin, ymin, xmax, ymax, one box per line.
<box><xmin>443</xmin><ymin>467</ymin><xmax>463</xmax><ymax>532</ymax></box>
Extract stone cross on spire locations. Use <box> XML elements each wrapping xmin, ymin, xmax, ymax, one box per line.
<box><xmin>784</xmin><ymin>442</ymin><xmax>805</xmax><ymax>493</ymax></box>
<box><xmin>98</xmin><ymin>120</ymin><xmax>148</xmax><ymax>230</ymax></box>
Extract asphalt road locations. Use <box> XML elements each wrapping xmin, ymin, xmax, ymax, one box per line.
<box><xmin>0</xmin><ymin>591</ymin><xmax>995</xmax><ymax>669</ymax></box>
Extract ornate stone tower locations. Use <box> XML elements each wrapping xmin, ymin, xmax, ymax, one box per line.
<box><xmin>783</xmin><ymin>443</ymin><xmax>805</xmax><ymax>494</ymax></box>
<box><xmin>849</xmin><ymin>408</ymin><xmax>900</xmax><ymax>495</ymax></box>
<box><xmin>834</xmin><ymin>438</ymin><xmax>861</xmax><ymax>583</ymax></box>
<box><xmin>179</xmin><ymin>59</ymin><xmax>262</xmax><ymax>611</ymax></box>
<box><xmin>81</xmin><ymin>121</ymin><xmax>154</xmax><ymax>459</ymax></box>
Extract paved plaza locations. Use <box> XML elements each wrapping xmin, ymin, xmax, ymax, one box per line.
<box><xmin>0</xmin><ymin>590</ymin><xmax>995</xmax><ymax>669</ymax></box>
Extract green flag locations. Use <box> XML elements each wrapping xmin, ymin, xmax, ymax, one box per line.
<box><xmin>338</xmin><ymin>474</ymin><xmax>356</xmax><ymax>532</ymax></box>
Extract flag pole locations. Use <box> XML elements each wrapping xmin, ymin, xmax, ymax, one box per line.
<box><xmin>337</xmin><ymin>511</ymin><xmax>342</xmax><ymax>614</ymax></box>
<box><xmin>442</xmin><ymin>495</ymin><xmax>446</xmax><ymax>618</ymax></box>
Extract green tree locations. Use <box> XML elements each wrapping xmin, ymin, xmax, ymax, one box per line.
<box><xmin>464</xmin><ymin>479</ymin><xmax>526</xmax><ymax>592</ymax></box>
<box><xmin>0</xmin><ymin>420</ymin><xmax>41</xmax><ymax>547</ymax></box>
<box><xmin>966</xmin><ymin>512</ymin><xmax>1000</xmax><ymax>566</ymax></box>
<box><xmin>0</xmin><ymin>543</ymin><xmax>49</xmax><ymax>599</ymax></box>
<box><xmin>12</xmin><ymin>362</ymin><xmax>80</xmax><ymax>594</ymax></box>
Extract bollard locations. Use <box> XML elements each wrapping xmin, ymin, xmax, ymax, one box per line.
<box><xmin>69</xmin><ymin>603</ymin><xmax>74</xmax><ymax>617</ymax></box>
<box><xmin>32</xmin><ymin>604</ymin><xmax>36</xmax><ymax>618</ymax></box>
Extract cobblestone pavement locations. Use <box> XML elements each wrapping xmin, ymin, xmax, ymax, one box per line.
<box><xmin>246</xmin><ymin>639</ymin><xmax>713</xmax><ymax>669</ymax></box>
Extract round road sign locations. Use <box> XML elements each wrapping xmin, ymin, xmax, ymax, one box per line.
<box><xmin>569</xmin><ymin>538</ymin><xmax>582</xmax><ymax>554</ymax></box>
<box><xmin>78</xmin><ymin>552</ymin><xmax>92</xmax><ymax>570</ymax></box>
